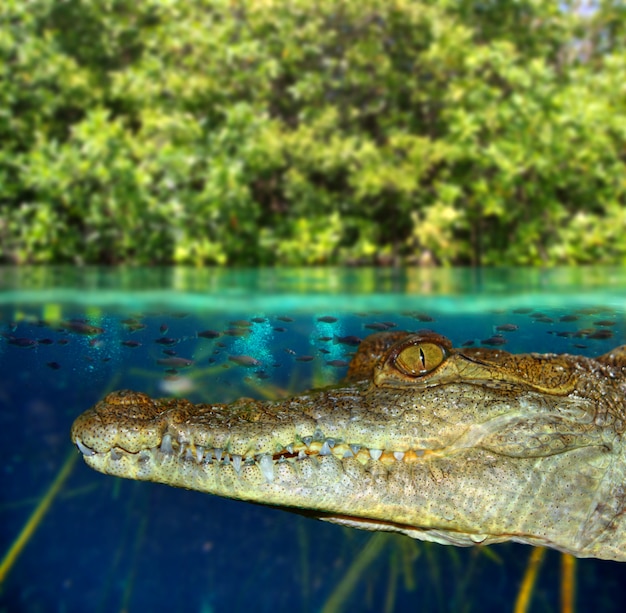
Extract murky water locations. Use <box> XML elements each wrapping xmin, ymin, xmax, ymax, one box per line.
<box><xmin>1</xmin><ymin>267</ymin><xmax>625</xmax><ymax>612</ymax></box>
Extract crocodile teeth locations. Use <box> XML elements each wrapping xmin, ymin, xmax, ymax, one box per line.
<box><xmin>232</xmin><ymin>454</ymin><xmax>242</xmax><ymax>473</ymax></box>
<box><xmin>320</xmin><ymin>441</ymin><xmax>332</xmax><ymax>456</ymax></box>
<box><xmin>214</xmin><ymin>448</ymin><xmax>223</xmax><ymax>462</ymax></box>
<box><xmin>350</xmin><ymin>444</ymin><xmax>361</xmax><ymax>455</ymax></box>
<box><xmin>75</xmin><ymin>438</ymin><xmax>95</xmax><ymax>456</ymax></box>
<box><xmin>303</xmin><ymin>436</ymin><xmax>312</xmax><ymax>447</ymax></box>
<box><xmin>369</xmin><ymin>448</ymin><xmax>382</xmax><ymax>461</ymax></box>
<box><xmin>195</xmin><ymin>446</ymin><xmax>204</xmax><ymax>463</ymax></box>
<box><xmin>110</xmin><ymin>448</ymin><xmax>121</xmax><ymax>461</ymax></box>
<box><xmin>258</xmin><ymin>454</ymin><xmax>274</xmax><ymax>483</ymax></box>
<box><xmin>160</xmin><ymin>434</ymin><xmax>173</xmax><ymax>454</ymax></box>
<box><xmin>393</xmin><ymin>451</ymin><xmax>405</xmax><ymax>461</ymax></box>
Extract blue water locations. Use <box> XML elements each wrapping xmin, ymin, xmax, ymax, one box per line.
<box><xmin>1</xmin><ymin>267</ymin><xmax>626</xmax><ymax>612</ymax></box>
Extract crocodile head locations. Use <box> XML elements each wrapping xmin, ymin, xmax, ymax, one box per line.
<box><xmin>71</xmin><ymin>331</ymin><xmax>626</xmax><ymax>560</ymax></box>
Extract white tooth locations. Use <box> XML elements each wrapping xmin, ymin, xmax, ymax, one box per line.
<box><xmin>326</xmin><ymin>438</ymin><xmax>335</xmax><ymax>448</ymax></box>
<box><xmin>343</xmin><ymin>449</ymin><xmax>354</xmax><ymax>458</ymax></box>
<box><xmin>178</xmin><ymin>443</ymin><xmax>187</xmax><ymax>457</ymax></box>
<box><xmin>223</xmin><ymin>453</ymin><xmax>230</xmax><ymax>464</ymax></box>
<box><xmin>394</xmin><ymin>451</ymin><xmax>405</xmax><ymax>462</ymax></box>
<box><xmin>369</xmin><ymin>448</ymin><xmax>382</xmax><ymax>461</ymax></box>
<box><xmin>139</xmin><ymin>450</ymin><xmax>151</xmax><ymax>462</ymax></box>
<box><xmin>320</xmin><ymin>441</ymin><xmax>332</xmax><ymax>456</ymax></box>
<box><xmin>286</xmin><ymin>444</ymin><xmax>294</xmax><ymax>453</ymax></box>
<box><xmin>110</xmin><ymin>448</ymin><xmax>121</xmax><ymax>461</ymax></box>
<box><xmin>185</xmin><ymin>447</ymin><xmax>194</xmax><ymax>461</ymax></box>
<box><xmin>204</xmin><ymin>449</ymin><xmax>213</xmax><ymax>463</ymax></box>
<box><xmin>214</xmin><ymin>448</ymin><xmax>223</xmax><ymax>462</ymax></box>
<box><xmin>259</xmin><ymin>454</ymin><xmax>274</xmax><ymax>483</ymax></box>
<box><xmin>350</xmin><ymin>444</ymin><xmax>361</xmax><ymax>455</ymax></box>
<box><xmin>303</xmin><ymin>436</ymin><xmax>312</xmax><ymax>447</ymax></box>
<box><xmin>232</xmin><ymin>454</ymin><xmax>242</xmax><ymax>473</ymax></box>
<box><xmin>298</xmin><ymin>450</ymin><xmax>307</xmax><ymax>460</ymax></box>
<box><xmin>196</xmin><ymin>446</ymin><xmax>204</xmax><ymax>463</ymax></box>
<box><xmin>160</xmin><ymin>434</ymin><xmax>173</xmax><ymax>454</ymax></box>
<box><xmin>76</xmin><ymin>439</ymin><xmax>95</xmax><ymax>456</ymax></box>
<box><xmin>415</xmin><ymin>449</ymin><xmax>425</xmax><ymax>457</ymax></box>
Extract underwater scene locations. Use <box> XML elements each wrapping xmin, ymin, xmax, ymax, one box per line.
<box><xmin>1</xmin><ymin>267</ymin><xmax>626</xmax><ymax>613</ymax></box>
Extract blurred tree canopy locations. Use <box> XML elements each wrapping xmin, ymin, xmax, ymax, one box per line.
<box><xmin>0</xmin><ymin>0</ymin><xmax>625</xmax><ymax>266</ymax></box>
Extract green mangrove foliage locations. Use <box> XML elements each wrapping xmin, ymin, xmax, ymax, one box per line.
<box><xmin>1</xmin><ymin>0</ymin><xmax>625</xmax><ymax>265</ymax></box>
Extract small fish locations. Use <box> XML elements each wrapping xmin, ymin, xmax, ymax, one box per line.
<box><xmin>333</xmin><ymin>335</ymin><xmax>362</xmax><ymax>347</ymax></box>
<box><xmin>37</xmin><ymin>338</ymin><xmax>54</xmax><ymax>345</ymax></box>
<box><xmin>61</xmin><ymin>320</ymin><xmax>104</xmax><ymax>336</ymax></box>
<box><xmin>325</xmin><ymin>359</ymin><xmax>350</xmax><ymax>368</ymax></box>
<box><xmin>317</xmin><ymin>316</ymin><xmax>338</xmax><ymax>323</ymax></box>
<box><xmin>594</xmin><ymin>320</ymin><xmax>616</xmax><ymax>327</ymax></box>
<box><xmin>318</xmin><ymin>336</ymin><xmax>333</xmax><ymax>342</ymax></box>
<box><xmin>121</xmin><ymin>340</ymin><xmax>141</xmax><ymax>348</ymax></box>
<box><xmin>412</xmin><ymin>312</ymin><xmax>434</xmax><ymax>322</ymax></box>
<box><xmin>273</xmin><ymin>327</ymin><xmax>287</xmax><ymax>332</ymax></box>
<box><xmin>251</xmin><ymin>317</ymin><xmax>267</xmax><ymax>323</ymax></box>
<box><xmin>156</xmin><ymin>357</ymin><xmax>194</xmax><ymax>368</ymax></box>
<box><xmin>228</xmin><ymin>355</ymin><xmax>262</xmax><ymax>367</ymax></box>
<box><xmin>57</xmin><ymin>339</ymin><xmax>69</xmax><ymax>346</ymax></box>
<box><xmin>160</xmin><ymin>324</ymin><xmax>169</xmax><ymax>333</ymax></box>
<box><xmin>364</xmin><ymin>322</ymin><xmax>392</xmax><ymax>331</ymax></box>
<box><xmin>7</xmin><ymin>337</ymin><xmax>38</xmax><ymax>348</ymax></box>
<box><xmin>555</xmin><ymin>331</ymin><xmax>575</xmax><ymax>337</ymax></box>
<box><xmin>318</xmin><ymin>348</ymin><xmax>331</xmax><ymax>354</ymax></box>
<box><xmin>296</xmin><ymin>355</ymin><xmax>315</xmax><ymax>362</ymax></box>
<box><xmin>125</xmin><ymin>322</ymin><xmax>147</xmax><ymax>332</ymax></box>
<box><xmin>461</xmin><ymin>340</ymin><xmax>475</xmax><ymax>347</ymax></box>
<box><xmin>495</xmin><ymin>324</ymin><xmax>518</xmax><ymax>332</ymax></box>
<box><xmin>229</xmin><ymin>320</ymin><xmax>252</xmax><ymax>328</ymax></box>
<box><xmin>587</xmin><ymin>329</ymin><xmax>613</xmax><ymax>340</ymax></box>
<box><xmin>284</xmin><ymin>348</ymin><xmax>297</xmax><ymax>355</ymax></box>
<box><xmin>162</xmin><ymin>349</ymin><xmax>177</xmax><ymax>356</ymax></box>
<box><xmin>559</xmin><ymin>315</ymin><xmax>579</xmax><ymax>322</ymax></box>
<box><xmin>276</xmin><ymin>316</ymin><xmax>294</xmax><ymax>322</ymax></box>
<box><xmin>222</xmin><ymin>328</ymin><xmax>250</xmax><ymax>337</ymax></box>
<box><xmin>197</xmin><ymin>330</ymin><xmax>221</xmax><ymax>339</ymax></box>
<box><xmin>46</xmin><ymin>361</ymin><xmax>61</xmax><ymax>370</ymax></box>
<box><xmin>481</xmin><ymin>335</ymin><xmax>507</xmax><ymax>346</ymax></box>
<box><xmin>155</xmin><ymin>337</ymin><xmax>179</xmax><ymax>346</ymax></box>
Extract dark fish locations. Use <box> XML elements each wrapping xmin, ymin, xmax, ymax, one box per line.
<box><xmin>228</xmin><ymin>355</ymin><xmax>262</xmax><ymax>367</ymax></box>
<box><xmin>121</xmin><ymin>318</ymin><xmax>140</xmax><ymax>325</ymax></box>
<box><xmin>284</xmin><ymin>348</ymin><xmax>297</xmax><ymax>355</ymax></box>
<box><xmin>325</xmin><ymin>359</ymin><xmax>350</xmax><ymax>367</ymax></box>
<box><xmin>413</xmin><ymin>312</ymin><xmax>434</xmax><ymax>322</ymax></box>
<box><xmin>533</xmin><ymin>316</ymin><xmax>554</xmax><ymax>324</ymax></box>
<box><xmin>251</xmin><ymin>317</ymin><xmax>267</xmax><ymax>323</ymax></box>
<box><xmin>197</xmin><ymin>330</ymin><xmax>221</xmax><ymax>339</ymax></box>
<box><xmin>37</xmin><ymin>338</ymin><xmax>54</xmax><ymax>345</ymax></box>
<box><xmin>555</xmin><ymin>331</ymin><xmax>575</xmax><ymax>337</ymax></box>
<box><xmin>125</xmin><ymin>322</ymin><xmax>147</xmax><ymax>332</ymax></box>
<box><xmin>155</xmin><ymin>337</ymin><xmax>179</xmax><ymax>346</ymax></box>
<box><xmin>223</xmin><ymin>328</ymin><xmax>250</xmax><ymax>337</ymax></box>
<box><xmin>317</xmin><ymin>316</ymin><xmax>338</xmax><ymax>323</ymax></box>
<box><xmin>461</xmin><ymin>340</ymin><xmax>475</xmax><ymax>347</ymax></box>
<box><xmin>364</xmin><ymin>322</ymin><xmax>392</xmax><ymax>331</ymax></box>
<box><xmin>594</xmin><ymin>320</ymin><xmax>616</xmax><ymax>327</ymax></box>
<box><xmin>333</xmin><ymin>335</ymin><xmax>362</xmax><ymax>347</ymax></box>
<box><xmin>559</xmin><ymin>315</ymin><xmax>578</xmax><ymax>322</ymax></box>
<box><xmin>273</xmin><ymin>327</ymin><xmax>287</xmax><ymax>332</ymax></box>
<box><xmin>481</xmin><ymin>335</ymin><xmax>507</xmax><ymax>346</ymax></box>
<box><xmin>319</xmin><ymin>348</ymin><xmax>331</xmax><ymax>354</ymax></box>
<box><xmin>587</xmin><ymin>329</ymin><xmax>613</xmax><ymax>340</ymax></box>
<box><xmin>7</xmin><ymin>337</ymin><xmax>38</xmax><ymax>348</ymax></box>
<box><xmin>229</xmin><ymin>320</ymin><xmax>252</xmax><ymax>328</ymax></box>
<box><xmin>46</xmin><ymin>361</ymin><xmax>61</xmax><ymax>370</ymax></box>
<box><xmin>318</xmin><ymin>336</ymin><xmax>333</xmax><ymax>342</ymax></box>
<box><xmin>62</xmin><ymin>320</ymin><xmax>104</xmax><ymax>336</ymax></box>
<box><xmin>276</xmin><ymin>316</ymin><xmax>294</xmax><ymax>322</ymax></box>
<box><xmin>162</xmin><ymin>349</ymin><xmax>177</xmax><ymax>356</ymax></box>
<box><xmin>121</xmin><ymin>340</ymin><xmax>141</xmax><ymax>348</ymax></box>
<box><xmin>255</xmin><ymin>370</ymin><xmax>270</xmax><ymax>379</ymax></box>
<box><xmin>156</xmin><ymin>357</ymin><xmax>194</xmax><ymax>368</ymax></box>
<box><xmin>57</xmin><ymin>339</ymin><xmax>69</xmax><ymax>345</ymax></box>
<box><xmin>495</xmin><ymin>324</ymin><xmax>518</xmax><ymax>332</ymax></box>
<box><xmin>295</xmin><ymin>355</ymin><xmax>315</xmax><ymax>362</ymax></box>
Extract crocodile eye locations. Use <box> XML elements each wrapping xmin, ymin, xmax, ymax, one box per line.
<box><xmin>395</xmin><ymin>342</ymin><xmax>446</xmax><ymax>376</ymax></box>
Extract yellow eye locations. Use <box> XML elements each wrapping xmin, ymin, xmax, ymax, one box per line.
<box><xmin>395</xmin><ymin>342</ymin><xmax>446</xmax><ymax>376</ymax></box>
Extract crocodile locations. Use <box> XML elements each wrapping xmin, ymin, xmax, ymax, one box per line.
<box><xmin>71</xmin><ymin>331</ymin><xmax>626</xmax><ymax>561</ymax></box>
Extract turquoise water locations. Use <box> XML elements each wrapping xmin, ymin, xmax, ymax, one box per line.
<box><xmin>1</xmin><ymin>266</ymin><xmax>625</xmax><ymax>612</ymax></box>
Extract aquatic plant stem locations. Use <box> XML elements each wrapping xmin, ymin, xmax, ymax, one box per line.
<box><xmin>513</xmin><ymin>547</ymin><xmax>546</xmax><ymax>613</ymax></box>
<box><xmin>561</xmin><ymin>553</ymin><xmax>576</xmax><ymax>613</ymax></box>
<box><xmin>0</xmin><ymin>450</ymin><xmax>78</xmax><ymax>585</ymax></box>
